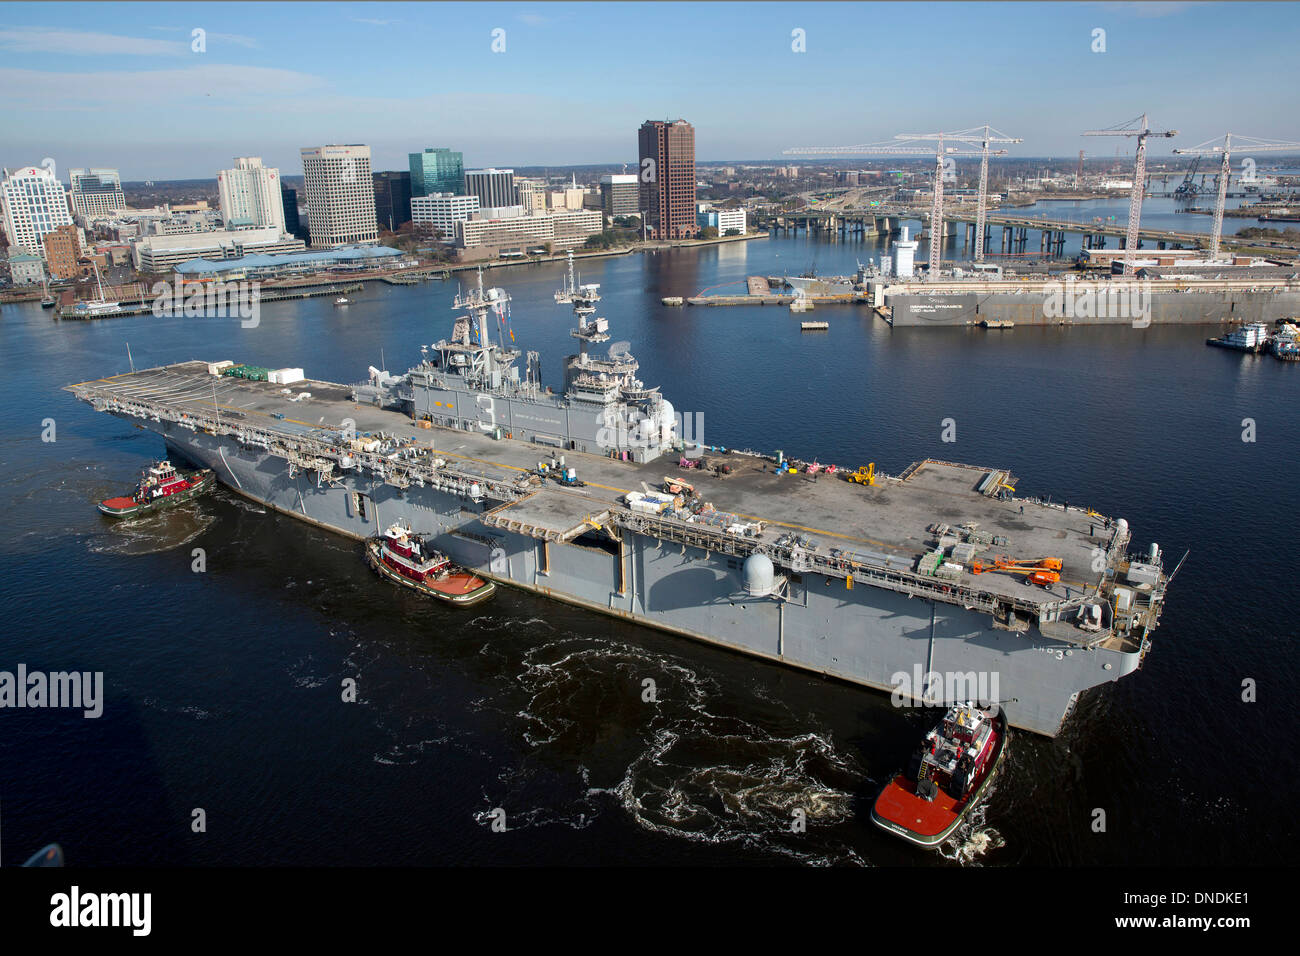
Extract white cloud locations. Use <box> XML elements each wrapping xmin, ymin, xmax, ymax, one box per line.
<box><xmin>350</xmin><ymin>17</ymin><xmax>399</xmax><ymax>27</ymax></box>
<box><xmin>516</xmin><ymin>12</ymin><xmax>547</xmax><ymax>26</ymax></box>
<box><xmin>0</xmin><ymin>27</ymin><xmax>188</xmax><ymax>56</ymax></box>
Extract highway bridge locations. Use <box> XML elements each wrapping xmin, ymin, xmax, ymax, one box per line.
<box><xmin>756</xmin><ymin>205</ymin><xmax>1300</xmax><ymax>253</ymax></box>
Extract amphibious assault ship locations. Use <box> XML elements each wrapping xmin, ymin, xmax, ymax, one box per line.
<box><xmin>68</xmin><ymin>259</ymin><xmax>1174</xmax><ymax>736</ymax></box>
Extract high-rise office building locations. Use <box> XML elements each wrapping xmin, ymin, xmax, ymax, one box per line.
<box><xmin>409</xmin><ymin>148</ymin><xmax>465</xmax><ymax>198</ymax></box>
<box><xmin>599</xmin><ymin>174</ymin><xmax>639</xmax><ymax>219</ymax></box>
<box><xmin>410</xmin><ymin>193</ymin><xmax>480</xmax><ymax>240</ymax></box>
<box><xmin>68</xmin><ymin>168</ymin><xmax>125</xmax><ymax>219</ymax></box>
<box><xmin>465</xmin><ymin>168</ymin><xmax>517</xmax><ymax>210</ymax></box>
<box><xmin>299</xmin><ymin>145</ymin><xmax>379</xmax><ymax>247</ymax></box>
<box><xmin>373</xmin><ymin>170</ymin><xmax>412</xmax><ymax>231</ymax></box>
<box><xmin>281</xmin><ymin>185</ymin><xmax>305</xmax><ymax>240</ymax></box>
<box><xmin>217</xmin><ymin>157</ymin><xmax>285</xmax><ymax>233</ymax></box>
<box><xmin>1</xmin><ymin>165</ymin><xmax>74</xmax><ymax>255</ymax></box>
<box><xmin>638</xmin><ymin>119</ymin><xmax>698</xmax><ymax>239</ymax></box>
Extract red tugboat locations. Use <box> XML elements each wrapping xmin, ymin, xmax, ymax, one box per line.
<box><xmin>871</xmin><ymin>702</ymin><xmax>1009</xmax><ymax>848</ymax></box>
<box><xmin>98</xmin><ymin>460</ymin><xmax>215</xmax><ymax>517</ymax></box>
<box><xmin>364</xmin><ymin>522</ymin><xmax>496</xmax><ymax>607</ymax></box>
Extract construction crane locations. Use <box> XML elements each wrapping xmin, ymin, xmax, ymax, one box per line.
<box><xmin>894</xmin><ymin>126</ymin><xmax>1022</xmax><ymax>263</ymax></box>
<box><xmin>1082</xmin><ymin>114</ymin><xmax>1177</xmax><ymax>274</ymax></box>
<box><xmin>784</xmin><ymin>129</ymin><xmax>1014</xmax><ymax>274</ymax></box>
<box><xmin>1173</xmin><ymin>133</ymin><xmax>1300</xmax><ymax>259</ymax></box>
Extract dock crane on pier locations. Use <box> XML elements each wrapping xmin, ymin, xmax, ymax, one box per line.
<box><xmin>1082</xmin><ymin>114</ymin><xmax>1177</xmax><ymax>274</ymax></box>
<box><xmin>784</xmin><ymin>127</ymin><xmax>1016</xmax><ymax>274</ymax></box>
<box><xmin>1172</xmin><ymin>133</ymin><xmax>1300</xmax><ymax>260</ymax></box>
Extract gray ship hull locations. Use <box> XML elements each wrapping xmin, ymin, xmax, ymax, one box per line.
<box><xmin>151</xmin><ymin>419</ymin><xmax>1143</xmax><ymax>737</ymax></box>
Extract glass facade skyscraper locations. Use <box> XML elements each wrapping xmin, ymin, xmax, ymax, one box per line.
<box><xmin>373</xmin><ymin>171</ymin><xmax>412</xmax><ymax>230</ymax></box>
<box><xmin>409</xmin><ymin>148</ymin><xmax>465</xmax><ymax>198</ymax></box>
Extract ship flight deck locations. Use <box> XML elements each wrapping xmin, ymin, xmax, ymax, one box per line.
<box><xmin>70</xmin><ymin>361</ymin><xmax>1161</xmax><ymax>655</ymax></box>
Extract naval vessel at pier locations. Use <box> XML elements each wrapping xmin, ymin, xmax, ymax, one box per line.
<box><xmin>69</xmin><ymin>264</ymin><xmax>1174</xmax><ymax>737</ymax></box>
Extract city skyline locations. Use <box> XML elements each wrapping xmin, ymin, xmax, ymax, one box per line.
<box><xmin>3</xmin><ymin>2</ymin><xmax>1298</xmax><ymax>178</ymax></box>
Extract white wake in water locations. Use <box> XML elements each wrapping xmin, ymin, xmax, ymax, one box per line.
<box><xmin>497</xmin><ymin>635</ymin><xmax>868</xmax><ymax>865</ymax></box>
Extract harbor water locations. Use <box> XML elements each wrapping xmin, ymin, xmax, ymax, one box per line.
<box><xmin>1</xmin><ymin>231</ymin><xmax>1296</xmax><ymax>866</ymax></box>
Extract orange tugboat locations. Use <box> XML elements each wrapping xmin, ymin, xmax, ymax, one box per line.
<box><xmin>871</xmin><ymin>703</ymin><xmax>1009</xmax><ymax>848</ymax></box>
<box><xmin>364</xmin><ymin>522</ymin><xmax>496</xmax><ymax>607</ymax></box>
<box><xmin>98</xmin><ymin>460</ymin><xmax>215</xmax><ymax>517</ymax></box>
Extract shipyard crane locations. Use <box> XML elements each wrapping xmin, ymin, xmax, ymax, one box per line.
<box><xmin>784</xmin><ymin>132</ymin><xmax>1011</xmax><ymax>275</ymax></box>
<box><xmin>1172</xmin><ymin>153</ymin><xmax>1204</xmax><ymax>202</ymax></box>
<box><xmin>893</xmin><ymin>127</ymin><xmax>1022</xmax><ymax>263</ymax></box>
<box><xmin>1082</xmin><ymin>114</ymin><xmax>1177</xmax><ymax>274</ymax></box>
<box><xmin>1173</xmin><ymin>133</ymin><xmax>1300</xmax><ymax>259</ymax></box>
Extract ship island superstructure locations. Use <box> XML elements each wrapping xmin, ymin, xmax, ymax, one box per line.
<box><xmin>68</xmin><ymin>263</ymin><xmax>1173</xmax><ymax>737</ymax></box>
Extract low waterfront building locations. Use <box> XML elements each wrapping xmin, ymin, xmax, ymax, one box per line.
<box><xmin>132</xmin><ymin>226</ymin><xmax>306</xmax><ymax>273</ymax></box>
<box><xmin>170</xmin><ymin>244</ymin><xmax>406</xmax><ymax>283</ymax></box>
<box><xmin>455</xmin><ymin>208</ymin><xmax>604</xmax><ymax>259</ymax></box>
<box><xmin>696</xmin><ymin>205</ymin><xmax>746</xmax><ymax>235</ymax></box>
<box><xmin>7</xmin><ymin>250</ymin><xmax>45</xmax><ymax>285</ymax></box>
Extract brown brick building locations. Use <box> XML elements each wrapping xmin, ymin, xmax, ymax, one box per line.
<box><xmin>638</xmin><ymin>119</ymin><xmax>699</xmax><ymax>240</ymax></box>
<box><xmin>42</xmin><ymin>224</ymin><xmax>82</xmax><ymax>280</ymax></box>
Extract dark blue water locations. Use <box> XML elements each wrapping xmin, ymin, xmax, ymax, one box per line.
<box><xmin>2</xmin><ymin>234</ymin><xmax>1296</xmax><ymax>866</ymax></box>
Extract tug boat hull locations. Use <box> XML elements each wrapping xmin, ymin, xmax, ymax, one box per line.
<box><xmin>871</xmin><ymin>706</ymin><xmax>1009</xmax><ymax>848</ymax></box>
<box><xmin>97</xmin><ymin>468</ymin><xmax>215</xmax><ymax>517</ymax></box>
<box><xmin>364</xmin><ymin>538</ymin><xmax>496</xmax><ymax>607</ymax></box>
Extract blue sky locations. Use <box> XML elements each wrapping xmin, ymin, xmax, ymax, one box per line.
<box><xmin>1</xmin><ymin>2</ymin><xmax>1296</xmax><ymax>179</ymax></box>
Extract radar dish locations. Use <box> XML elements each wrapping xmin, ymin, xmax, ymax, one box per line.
<box><xmin>608</xmin><ymin>341</ymin><xmax>633</xmax><ymax>361</ymax></box>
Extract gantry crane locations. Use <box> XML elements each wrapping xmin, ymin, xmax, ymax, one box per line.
<box><xmin>1172</xmin><ymin>133</ymin><xmax>1300</xmax><ymax>259</ymax></box>
<box><xmin>784</xmin><ymin>129</ymin><xmax>1014</xmax><ymax>274</ymax></box>
<box><xmin>893</xmin><ymin>126</ymin><xmax>1022</xmax><ymax>263</ymax></box>
<box><xmin>1082</xmin><ymin>114</ymin><xmax>1177</xmax><ymax>274</ymax></box>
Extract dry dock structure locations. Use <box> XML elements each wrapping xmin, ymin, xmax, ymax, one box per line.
<box><xmin>872</xmin><ymin>273</ymin><xmax>1300</xmax><ymax>326</ymax></box>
